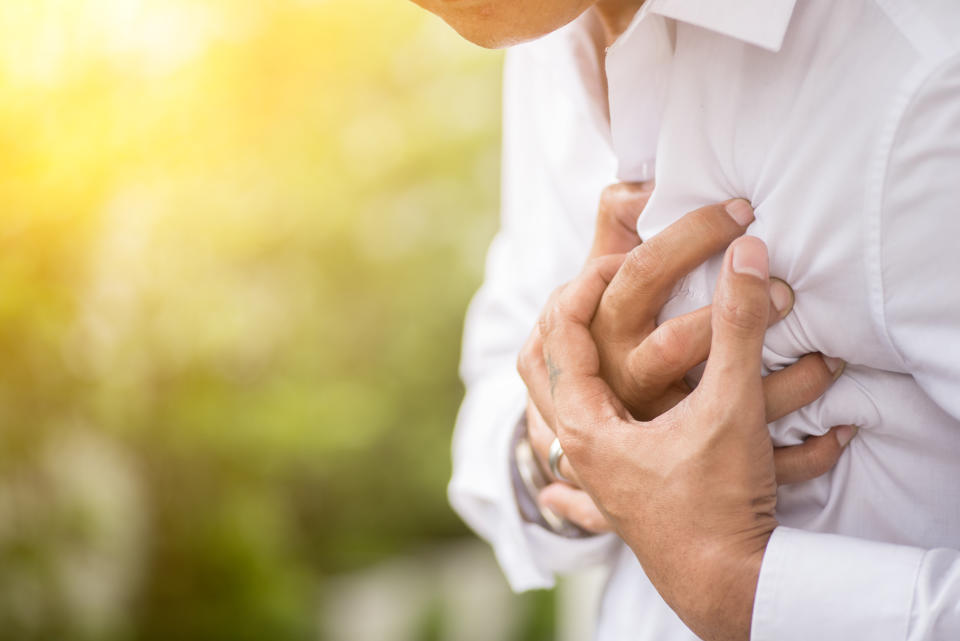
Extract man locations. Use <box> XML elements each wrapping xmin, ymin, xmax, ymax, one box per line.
<box><xmin>426</xmin><ymin>0</ymin><xmax>960</xmax><ymax>638</ymax></box>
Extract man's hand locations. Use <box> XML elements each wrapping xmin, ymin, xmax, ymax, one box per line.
<box><xmin>519</xmin><ymin>186</ymin><xmax>849</xmax><ymax>534</ymax></box>
<box><xmin>521</xmin><ymin>183</ymin><xmax>649</xmax><ymax>534</ymax></box>
<box><xmin>541</xmin><ymin>236</ymin><xmax>844</xmax><ymax>641</ymax></box>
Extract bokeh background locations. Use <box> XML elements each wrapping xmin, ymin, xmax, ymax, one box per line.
<box><xmin>0</xmin><ymin>1</ymin><xmax>578</xmax><ymax>639</ymax></box>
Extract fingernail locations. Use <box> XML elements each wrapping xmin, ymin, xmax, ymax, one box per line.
<box><xmin>731</xmin><ymin>236</ymin><xmax>768</xmax><ymax>279</ymax></box>
<box><xmin>835</xmin><ymin>425</ymin><xmax>858</xmax><ymax>448</ymax></box>
<box><xmin>823</xmin><ymin>356</ymin><xmax>846</xmax><ymax>379</ymax></box>
<box><xmin>725</xmin><ymin>199</ymin><xmax>755</xmax><ymax>226</ymax></box>
<box><xmin>538</xmin><ymin>496</ymin><xmax>558</xmax><ymax>513</ymax></box>
<box><xmin>769</xmin><ymin>278</ymin><xmax>795</xmax><ymax>317</ymax></box>
<box><xmin>537</xmin><ymin>497</ymin><xmax>565</xmax><ymax>530</ymax></box>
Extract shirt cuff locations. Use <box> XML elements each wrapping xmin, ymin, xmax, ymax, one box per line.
<box><xmin>752</xmin><ymin>526</ymin><xmax>925</xmax><ymax>641</ymax></box>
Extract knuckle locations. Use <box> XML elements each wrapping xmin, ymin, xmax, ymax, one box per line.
<box><xmin>537</xmin><ymin>286</ymin><xmax>566</xmax><ymax>338</ymax></box>
<box><xmin>555</xmin><ymin>406</ymin><xmax>612</xmax><ymax>460</ymax></box>
<box><xmin>599</xmin><ymin>183</ymin><xmax>648</xmax><ymax>226</ymax></box>
<box><xmin>537</xmin><ymin>314</ymin><xmax>550</xmax><ymax>340</ymax></box>
<box><xmin>598</xmin><ymin>183</ymin><xmax>625</xmax><ymax>214</ymax></box>
<box><xmin>546</xmin><ymin>283</ymin><xmax>566</xmax><ymax>309</ymax></box>
<box><xmin>623</xmin><ymin>349</ymin><xmax>668</xmax><ymax>404</ymax></box>
<box><xmin>583</xmin><ymin>255</ymin><xmax>610</xmax><ymax>279</ymax></box>
<box><xmin>516</xmin><ymin>338</ymin><xmax>539</xmax><ymax>379</ymax></box>
<box><xmin>645</xmin><ymin>321</ymin><xmax>689</xmax><ymax>372</ymax></box>
<box><xmin>592</xmin><ymin>290</ymin><xmax>630</xmax><ymax>339</ymax></box>
<box><xmin>623</xmin><ymin>243</ymin><xmax>666</xmax><ymax>286</ymax></box>
<box><xmin>555</xmin><ymin>419</ymin><xmax>590</xmax><ymax>458</ymax></box>
<box><xmin>718</xmin><ymin>295</ymin><xmax>766</xmax><ymax>335</ymax></box>
<box><xmin>554</xmin><ymin>274</ymin><xmax>601</xmax><ymax>325</ymax></box>
<box><xmin>598</xmin><ymin>182</ymin><xmax>642</xmax><ymax>210</ymax></box>
<box><xmin>590</xmin><ymin>302</ymin><xmax>615</xmax><ymax>340</ymax></box>
<box><xmin>540</xmin><ymin>284</ymin><xmax>565</xmax><ymax>319</ymax></box>
<box><xmin>540</xmin><ymin>304</ymin><xmax>563</xmax><ymax>339</ymax></box>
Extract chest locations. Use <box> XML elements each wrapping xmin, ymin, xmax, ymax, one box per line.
<box><xmin>624</xmin><ymin>18</ymin><xmax>914</xmax><ymax>374</ymax></box>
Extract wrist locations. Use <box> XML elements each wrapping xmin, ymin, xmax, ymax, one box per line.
<box><xmin>631</xmin><ymin>523</ymin><xmax>771</xmax><ymax>641</ymax></box>
<box><xmin>671</xmin><ymin>531</ymin><xmax>771</xmax><ymax>641</ymax></box>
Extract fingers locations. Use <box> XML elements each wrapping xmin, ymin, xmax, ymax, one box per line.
<box><xmin>615</xmin><ymin>279</ymin><xmax>794</xmax><ymax>413</ymax></box>
<box><xmin>526</xmin><ymin>402</ymin><xmax>583</xmax><ymax>485</ymax></box>
<box><xmin>540</xmin><ymin>257</ymin><xmax>631</xmax><ymax>441</ymax></box>
<box><xmin>539</xmin><ymin>483</ymin><xmax>613</xmax><ymax>534</ymax></box>
<box><xmin>599</xmin><ymin>199</ymin><xmax>754</xmax><ymax>331</ymax></box>
<box><xmin>518</xmin><ymin>283</ymin><xmax>572</xmax><ymax>430</ymax></box>
<box><xmin>763</xmin><ymin>353</ymin><xmax>846</xmax><ymax>422</ymax></box>
<box><xmin>518</xmin><ymin>326</ymin><xmax>557</xmax><ymax>429</ymax></box>
<box><xmin>519</xmin><ymin>255</ymin><xmax>625</xmax><ymax>432</ymax></box>
<box><xmin>774</xmin><ymin>425</ymin><xmax>858</xmax><ymax>485</ymax></box>
<box><xmin>701</xmin><ymin>236</ymin><xmax>771</xmax><ymax>398</ymax></box>
<box><xmin>541</xmin><ymin>254</ymin><xmax>626</xmax><ymax>330</ymax></box>
<box><xmin>552</xmin><ymin>441</ymin><xmax>582</xmax><ymax>486</ymax></box>
<box><xmin>588</xmin><ymin>182</ymin><xmax>652</xmax><ymax>259</ymax></box>
<box><xmin>768</xmin><ymin>278</ymin><xmax>795</xmax><ymax>321</ymax></box>
<box><xmin>626</xmin><ymin>305</ymin><xmax>712</xmax><ymax>395</ymax></box>
<box><xmin>526</xmin><ymin>401</ymin><xmax>557</xmax><ymax>470</ymax></box>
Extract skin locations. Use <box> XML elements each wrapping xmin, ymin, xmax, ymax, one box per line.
<box><xmin>538</xmin><ymin>235</ymin><xmax>813</xmax><ymax>641</ymax></box>
<box><xmin>408</xmin><ymin>0</ymin><xmax>856</xmax><ymax>631</ymax></box>
<box><xmin>410</xmin><ymin>0</ymin><xmax>850</xmax><ymax>533</ymax></box>
<box><xmin>518</xmin><ymin>187</ymin><xmax>853</xmax><ymax>533</ymax></box>
<box><xmin>410</xmin><ymin>0</ymin><xmax>646</xmax><ymax>48</ymax></box>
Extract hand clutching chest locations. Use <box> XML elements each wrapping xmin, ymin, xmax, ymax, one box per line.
<box><xmin>518</xmin><ymin>189</ymin><xmax>855</xmax><ymax>544</ymax></box>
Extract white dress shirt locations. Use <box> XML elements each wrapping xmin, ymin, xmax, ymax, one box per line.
<box><xmin>448</xmin><ymin>0</ymin><xmax>960</xmax><ymax>639</ymax></box>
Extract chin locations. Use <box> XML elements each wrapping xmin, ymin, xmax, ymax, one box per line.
<box><xmin>446</xmin><ymin>20</ymin><xmax>546</xmax><ymax>49</ymax></box>
<box><xmin>428</xmin><ymin>0</ymin><xmax>593</xmax><ymax>49</ymax></box>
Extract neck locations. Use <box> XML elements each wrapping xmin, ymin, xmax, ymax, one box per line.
<box><xmin>594</xmin><ymin>0</ymin><xmax>646</xmax><ymax>45</ymax></box>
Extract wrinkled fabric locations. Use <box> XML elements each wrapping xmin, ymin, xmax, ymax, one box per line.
<box><xmin>449</xmin><ymin>1</ymin><xmax>960</xmax><ymax>639</ymax></box>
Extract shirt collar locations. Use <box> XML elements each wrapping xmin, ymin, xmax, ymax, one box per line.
<box><xmin>646</xmin><ymin>0</ymin><xmax>799</xmax><ymax>52</ymax></box>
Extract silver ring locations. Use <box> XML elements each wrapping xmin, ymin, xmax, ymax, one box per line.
<box><xmin>548</xmin><ymin>437</ymin><xmax>572</xmax><ymax>483</ymax></box>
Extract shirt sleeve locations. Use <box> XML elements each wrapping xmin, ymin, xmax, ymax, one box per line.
<box><xmin>752</xmin><ymin>527</ymin><xmax>960</xmax><ymax>641</ymax></box>
<box><xmin>753</xmin><ymin>53</ymin><xmax>960</xmax><ymax>641</ymax></box>
<box><xmin>447</xmin><ymin>41</ymin><xmax>620</xmax><ymax>592</ymax></box>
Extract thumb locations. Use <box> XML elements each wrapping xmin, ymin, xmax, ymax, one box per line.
<box><xmin>587</xmin><ymin>182</ymin><xmax>652</xmax><ymax>259</ymax></box>
<box><xmin>701</xmin><ymin>235</ymin><xmax>771</xmax><ymax>397</ymax></box>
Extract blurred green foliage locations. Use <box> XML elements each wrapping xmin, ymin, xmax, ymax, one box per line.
<box><xmin>0</xmin><ymin>1</ymin><xmax>544</xmax><ymax>639</ymax></box>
